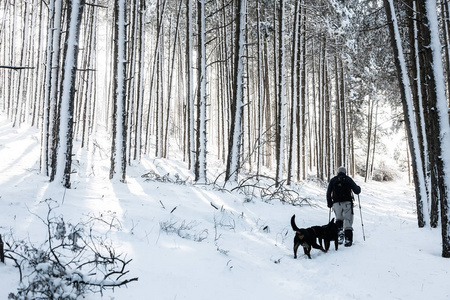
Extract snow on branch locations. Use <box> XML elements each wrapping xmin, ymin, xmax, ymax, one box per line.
<box><xmin>4</xmin><ymin>199</ymin><xmax>138</xmax><ymax>299</ymax></box>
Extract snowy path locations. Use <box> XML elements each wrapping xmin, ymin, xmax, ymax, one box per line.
<box><xmin>0</xmin><ymin>117</ymin><xmax>449</xmax><ymax>299</ymax></box>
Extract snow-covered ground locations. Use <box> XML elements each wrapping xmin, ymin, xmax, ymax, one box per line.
<box><xmin>0</xmin><ymin>115</ymin><xmax>448</xmax><ymax>300</ymax></box>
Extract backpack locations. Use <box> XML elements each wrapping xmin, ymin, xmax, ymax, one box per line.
<box><xmin>332</xmin><ymin>175</ymin><xmax>352</xmax><ymax>202</ymax></box>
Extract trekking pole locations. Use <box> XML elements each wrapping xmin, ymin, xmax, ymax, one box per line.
<box><xmin>357</xmin><ymin>194</ymin><xmax>366</xmax><ymax>241</ymax></box>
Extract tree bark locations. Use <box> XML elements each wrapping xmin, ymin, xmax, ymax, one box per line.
<box><xmin>195</xmin><ymin>0</ymin><xmax>207</xmax><ymax>182</ymax></box>
<box><xmin>275</xmin><ymin>0</ymin><xmax>286</xmax><ymax>187</ymax></box>
<box><xmin>110</xmin><ymin>0</ymin><xmax>127</xmax><ymax>182</ymax></box>
<box><xmin>384</xmin><ymin>0</ymin><xmax>429</xmax><ymax>228</ymax></box>
<box><xmin>53</xmin><ymin>0</ymin><xmax>85</xmax><ymax>188</ymax></box>
<box><xmin>287</xmin><ymin>0</ymin><xmax>300</xmax><ymax>185</ymax></box>
<box><xmin>416</xmin><ymin>0</ymin><xmax>450</xmax><ymax>257</ymax></box>
<box><xmin>225</xmin><ymin>0</ymin><xmax>247</xmax><ymax>183</ymax></box>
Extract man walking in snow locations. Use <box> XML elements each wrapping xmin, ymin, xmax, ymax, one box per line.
<box><xmin>327</xmin><ymin>166</ymin><xmax>361</xmax><ymax>247</ymax></box>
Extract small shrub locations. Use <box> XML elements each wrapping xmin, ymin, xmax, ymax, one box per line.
<box><xmin>159</xmin><ymin>219</ymin><xmax>208</xmax><ymax>242</ymax></box>
<box><xmin>4</xmin><ymin>199</ymin><xmax>138</xmax><ymax>299</ymax></box>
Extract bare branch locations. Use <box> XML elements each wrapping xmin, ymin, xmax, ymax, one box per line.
<box><xmin>0</xmin><ymin>65</ymin><xmax>34</xmax><ymax>70</ymax></box>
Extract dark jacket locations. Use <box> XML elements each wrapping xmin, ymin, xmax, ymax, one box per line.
<box><xmin>326</xmin><ymin>172</ymin><xmax>361</xmax><ymax>208</ymax></box>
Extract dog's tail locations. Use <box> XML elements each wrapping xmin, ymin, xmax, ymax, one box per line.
<box><xmin>291</xmin><ymin>215</ymin><xmax>301</xmax><ymax>232</ymax></box>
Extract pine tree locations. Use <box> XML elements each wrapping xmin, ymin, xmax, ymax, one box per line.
<box><xmin>110</xmin><ymin>0</ymin><xmax>128</xmax><ymax>182</ymax></box>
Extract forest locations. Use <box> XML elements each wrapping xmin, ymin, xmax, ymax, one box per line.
<box><xmin>0</xmin><ymin>0</ymin><xmax>449</xmax><ymax>257</ymax></box>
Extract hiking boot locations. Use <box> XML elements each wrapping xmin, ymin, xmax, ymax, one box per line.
<box><xmin>338</xmin><ymin>230</ymin><xmax>344</xmax><ymax>245</ymax></box>
<box><xmin>344</xmin><ymin>229</ymin><xmax>353</xmax><ymax>247</ymax></box>
<box><xmin>336</xmin><ymin>220</ymin><xmax>344</xmax><ymax>245</ymax></box>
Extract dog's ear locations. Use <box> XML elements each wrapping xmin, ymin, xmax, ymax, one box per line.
<box><xmin>330</xmin><ymin>218</ymin><xmax>335</xmax><ymax>223</ymax></box>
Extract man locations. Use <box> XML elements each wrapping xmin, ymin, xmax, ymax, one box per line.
<box><xmin>326</xmin><ymin>166</ymin><xmax>361</xmax><ymax>247</ymax></box>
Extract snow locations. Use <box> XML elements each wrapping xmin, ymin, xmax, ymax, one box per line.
<box><xmin>0</xmin><ymin>115</ymin><xmax>449</xmax><ymax>299</ymax></box>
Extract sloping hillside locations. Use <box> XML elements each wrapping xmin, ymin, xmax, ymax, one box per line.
<box><xmin>0</xmin><ymin>117</ymin><xmax>448</xmax><ymax>300</ymax></box>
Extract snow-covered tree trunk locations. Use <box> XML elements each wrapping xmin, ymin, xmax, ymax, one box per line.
<box><xmin>256</xmin><ymin>0</ymin><xmax>263</xmax><ymax>178</ymax></box>
<box><xmin>335</xmin><ymin>56</ymin><xmax>342</xmax><ymax>169</ymax></box>
<box><xmin>194</xmin><ymin>0</ymin><xmax>207</xmax><ymax>183</ymax></box>
<box><xmin>28</xmin><ymin>0</ymin><xmax>38</xmax><ymax>126</ymax></box>
<box><xmin>364</xmin><ymin>99</ymin><xmax>374</xmax><ymax>183</ymax></box>
<box><xmin>275</xmin><ymin>0</ymin><xmax>286</xmax><ymax>187</ymax></box>
<box><xmin>335</xmin><ymin>56</ymin><xmax>347</xmax><ymax>172</ymax></box>
<box><xmin>8</xmin><ymin>2</ymin><xmax>17</xmax><ymax>122</ymax></box>
<box><xmin>48</xmin><ymin>0</ymin><xmax>63</xmax><ymax>178</ymax></box>
<box><xmin>370</xmin><ymin>101</ymin><xmax>379</xmax><ymax>175</ymax></box>
<box><xmin>318</xmin><ymin>40</ymin><xmax>326</xmax><ymax>180</ymax></box>
<box><xmin>287</xmin><ymin>0</ymin><xmax>300</xmax><ymax>185</ymax></box>
<box><xmin>407</xmin><ymin>0</ymin><xmax>430</xmax><ymax>227</ymax></box>
<box><xmin>126</xmin><ymin>0</ymin><xmax>138</xmax><ymax>164</ymax></box>
<box><xmin>419</xmin><ymin>0</ymin><xmax>450</xmax><ymax>257</ymax></box>
<box><xmin>110</xmin><ymin>0</ymin><xmax>127</xmax><ymax>182</ymax></box>
<box><xmin>143</xmin><ymin>0</ymin><xmax>166</xmax><ymax>154</ymax></box>
<box><xmin>134</xmin><ymin>0</ymin><xmax>146</xmax><ymax>161</ymax></box>
<box><xmin>325</xmin><ymin>61</ymin><xmax>332</xmax><ymax>181</ymax></box>
<box><xmin>13</xmin><ymin>0</ymin><xmax>30</xmax><ymax>127</ymax></box>
<box><xmin>299</xmin><ymin>7</ymin><xmax>307</xmax><ymax>180</ymax></box>
<box><xmin>311</xmin><ymin>41</ymin><xmax>319</xmax><ymax>179</ymax></box>
<box><xmin>79</xmin><ymin>1</ymin><xmax>98</xmax><ymax>150</ymax></box>
<box><xmin>340</xmin><ymin>57</ymin><xmax>347</xmax><ymax>169</ymax></box>
<box><xmin>152</xmin><ymin>0</ymin><xmax>165</xmax><ymax>158</ymax></box>
<box><xmin>53</xmin><ymin>0</ymin><xmax>84</xmax><ymax>188</ymax></box>
<box><xmin>155</xmin><ymin>7</ymin><xmax>165</xmax><ymax>158</ymax></box>
<box><xmin>186</xmin><ymin>0</ymin><xmax>195</xmax><ymax>171</ymax></box>
<box><xmin>442</xmin><ymin>0</ymin><xmax>450</xmax><ymax>95</ymax></box>
<box><xmin>7</xmin><ymin>2</ymin><xmax>18</xmax><ymax>120</ymax></box>
<box><xmin>41</xmin><ymin>0</ymin><xmax>56</xmax><ymax>176</ymax></box>
<box><xmin>383</xmin><ymin>0</ymin><xmax>429</xmax><ymax>228</ymax></box>
<box><xmin>262</xmin><ymin>30</ymin><xmax>272</xmax><ymax>170</ymax></box>
<box><xmin>33</xmin><ymin>0</ymin><xmax>46</xmax><ymax>128</ymax></box>
<box><xmin>0</xmin><ymin>2</ymin><xmax>10</xmax><ymax>113</ymax></box>
<box><xmin>164</xmin><ymin>0</ymin><xmax>183</xmax><ymax>159</ymax></box>
<box><xmin>225</xmin><ymin>0</ymin><xmax>247</xmax><ymax>183</ymax></box>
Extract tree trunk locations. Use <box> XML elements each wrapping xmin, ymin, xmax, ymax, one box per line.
<box><xmin>417</xmin><ymin>0</ymin><xmax>450</xmax><ymax>257</ymax></box>
<box><xmin>287</xmin><ymin>0</ymin><xmax>300</xmax><ymax>185</ymax></box>
<box><xmin>186</xmin><ymin>0</ymin><xmax>195</xmax><ymax>170</ymax></box>
<box><xmin>53</xmin><ymin>0</ymin><xmax>85</xmax><ymax>188</ymax></box>
<box><xmin>110</xmin><ymin>0</ymin><xmax>127</xmax><ymax>182</ymax></box>
<box><xmin>407</xmin><ymin>0</ymin><xmax>430</xmax><ymax>226</ymax></box>
<box><xmin>383</xmin><ymin>0</ymin><xmax>429</xmax><ymax>228</ymax></box>
<box><xmin>134</xmin><ymin>0</ymin><xmax>146</xmax><ymax>161</ymax></box>
<box><xmin>364</xmin><ymin>99</ymin><xmax>374</xmax><ymax>183</ymax></box>
<box><xmin>163</xmin><ymin>0</ymin><xmax>183</xmax><ymax>159</ymax></box>
<box><xmin>275</xmin><ymin>0</ymin><xmax>286</xmax><ymax>187</ymax></box>
<box><xmin>256</xmin><ymin>0</ymin><xmax>263</xmax><ymax>177</ymax></box>
<box><xmin>195</xmin><ymin>0</ymin><xmax>207</xmax><ymax>182</ymax></box>
<box><xmin>226</xmin><ymin>0</ymin><xmax>247</xmax><ymax>183</ymax></box>
<box><xmin>340</xmin><ymin>57</ymin><xmax>347</xmax><ymax>168</ymax></box>
<box><xmin>300</xmin><ymin>6</ymin><xmax>307</xmax><ymax>180</ymax></box>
